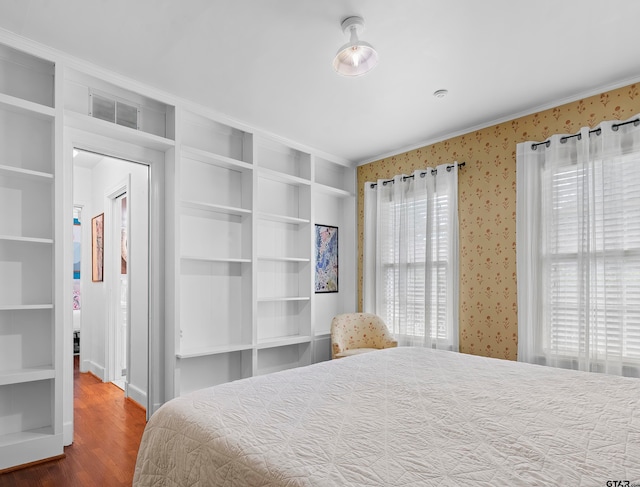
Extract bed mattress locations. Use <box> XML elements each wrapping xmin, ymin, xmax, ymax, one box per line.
<box><xmin>133</xmin><ymin>347</ymin><xmax>640</xmax><ymax>486</ymax></box>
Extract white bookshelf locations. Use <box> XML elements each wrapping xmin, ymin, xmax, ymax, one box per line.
<box><xmin>254</xmin><ymin>138</ymin><xmax>313</xmax><ymax>372</ymax></box>
<box><xmin>170</xmin><ymin>109</ymin><xmax>254</xmax><ymax>396</ymax></box>
<box><xmin>167</xmin><ymin>110</ymin><xmax>357</xmax><ymax>395</ymax></box>
<box><xmin>176</xmin><ymin>350</ymin><xmax>253</xmax><ymax>395</ymax></box>
<box><xmin>0</xmin><ymin>367</ymin><xmax>56</xmax><ymax>386</ymax></box>
<box><xmin>256</xmin><ymin>342</ymin><xmax>312</xmax><ymax>376</ymax></box>
<box><xmin>0</xmin><ymin>30</ymin><xmax>358</xmax><ymax>472</ymax></box>
<box><xmin>0</xmin><ymin>44</ymin><xmax>61</xmax><ymax>470</ymax></box>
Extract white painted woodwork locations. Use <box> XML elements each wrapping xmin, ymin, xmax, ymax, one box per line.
<box><xmin>0</xmin><ymin>29</ymin><xmax>356</xmax><ymax>470</ymax></box>
<box><xmin>170</xmin><ymin>114</ymin><xmax>356</xmax><ymax>396</ymax></box>
<box><xmin>0</xmin><ymin>43</ymin><xmax>61</xmax><ymax>470</ymax></box>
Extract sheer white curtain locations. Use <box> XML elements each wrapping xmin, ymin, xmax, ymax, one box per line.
<box><xmin>517</xmin><ymin>114</ymin><xmax>640</xmax><ymax>378</ymax></box>
<box><xmin>363</xmin><ymin>164</ymin><xmax>459</xmax><ymax>350</ymax></box>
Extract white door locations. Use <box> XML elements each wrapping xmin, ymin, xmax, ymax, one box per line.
<box><xmin>113</xmin><ymin>192</ymin><xmax>128</xmax><ymax>390</ymax></box>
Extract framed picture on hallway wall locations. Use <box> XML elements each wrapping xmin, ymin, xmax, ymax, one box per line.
<box><xmin>91</xmin><ymin>213</ymin><xmax>104</xmax><ymax>282</ymax></box>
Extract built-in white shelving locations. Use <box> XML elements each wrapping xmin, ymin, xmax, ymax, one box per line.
<box><xmin>0</xmin><ymin>164</ymin><xmax>53</xmax><ymax>182</ymax></box>
<box><xmin>0</xmin><ymin>235</ymin><xmax>53</xmax><ymax>244</ymax></box>
<box><xmin>166</xmin><ymin>110</ymin><xmax>356</xmax><ymax>396</ymax></box>
<box><xmin>181</xmin><ymin>145</ymin><xmax>254</xmax><ymax>172</ymax></box>
<box><xmin>0</xmin><ymin>92</ymin><xmax>55</xmax><ymax>119</ymax></box>
<box><xmin>257</xmin><ymin>212</ymin><xmax>310</xmax><ymax>225</ymax></box>
<box><xmin>256</xmin><ymin>335</ymin><xmax>313</xmax><ymax>352</ymax></box>
<box><xmin>257</xmin><ymin>296</ymin><xmax>311</xmax><ymax>302</ymax></box>
<box><xmin>181</xmin><ymin>256</ymin><xmax>252</xmax><ymax>264</ymax></box>
<box><xmin>252</xmin><ymin>138</ymin><xmax>313</xmax><ymax>375</ymax></box>
<box><xmin>314</xmin><ymin>183</ymin><xmax>353</xmax><ymax>198</ymax></box>
<box><xmin>0</xmin><ymin>43</ymin><xmax>61</xmax><ymax>470</ymax></box>
<box><xmin>258</xmin><ymin>256</ymin><xmax>311</xmax><ymax>262</ymax></box>
<box><xmin>258</xmin><ymin>167</ymin><xmax>312</xmax><ymax>186</ymax></box>
<box><xmin>0</xmin><ymin>367</ymin><xmax>56</xmax><ymax>386</ymax></box>
<box><xmin>167</xmin><ymin>108</ymin><xmax>254</xmax><ymax>396</ymax></box>
<box><xmin>0</xmin><ymin>304</ymin><xmax>54</xmax><ymax>311</ymax></box>
<box><xmin>180</xmin><ymin>200</ymin><xmax>252</xmax><ymax>216</ymax></box>
<box><xmin>176</xmin><ymin>343</ymin><xmax>254</xmax><ymax>360</ymax></box>
<box><xmin>0</xmin><ymin>28</ymin><xmax>358</xmax><ymax>472</ymax></box>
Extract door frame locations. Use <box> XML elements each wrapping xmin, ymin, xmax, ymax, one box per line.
<box><xmin>63</xmin><ymin>128</ymin><xmax>166</xmax><ymax>444</ymax></box>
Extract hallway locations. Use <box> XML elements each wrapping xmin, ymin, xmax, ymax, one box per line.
<box><xmin>1</xmin><ymin>357</ymin><xmax>147</xmax><ymax>486</ymax></box>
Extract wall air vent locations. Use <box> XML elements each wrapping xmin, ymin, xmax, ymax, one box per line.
<box><xmin>89</xmin><ymin>90</ymin><xmax>140</xmax><ymax>130</ymax></box>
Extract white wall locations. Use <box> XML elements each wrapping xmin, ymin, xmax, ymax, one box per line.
<box><xmin>312</xmin><ymin>192</ymin><xmax>357</xmax><ymax>336</ymax></box>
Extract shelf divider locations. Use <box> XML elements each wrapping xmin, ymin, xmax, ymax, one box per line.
<box><xmin>0</xmin><ymin>367</ymin><xmax>55</xmax><ymax>386</ymax></box>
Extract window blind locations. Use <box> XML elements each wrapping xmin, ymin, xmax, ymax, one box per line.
<box><xmin>379</xmin><ymin>193</ymin><xmax>450</xmax><ymax>341</ymax></box>
<box><xmin>544</xmin><ymin>155</ymin><xmax>640</xmax><ymax>361</ymax></box>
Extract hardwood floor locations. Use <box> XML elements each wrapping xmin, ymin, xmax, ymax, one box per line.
<box><xmin>1</xmin><ymin>357</ymin><xmax>147</xmax><ymax>486</ymax></box>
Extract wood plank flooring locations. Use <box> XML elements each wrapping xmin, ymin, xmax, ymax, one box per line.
<box><xmin>1</xmin><ymin>357</ymin><xmax>147</xmax><ymax>486</ymax></box>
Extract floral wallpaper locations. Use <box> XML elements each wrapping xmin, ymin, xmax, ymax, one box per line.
<box><xmin>357</xmin><ymin>82</ymin><xmax>640</xmax><ymax>361</ymax></box>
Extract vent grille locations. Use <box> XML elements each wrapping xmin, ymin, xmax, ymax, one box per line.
<box><xmin>89</xmin><ymin>91</ymin><xmax>140</xmax><ymax>130</ymax></box>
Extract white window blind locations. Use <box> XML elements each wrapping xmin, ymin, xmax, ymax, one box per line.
<box><xmin>517</xmin><ymin>118</ymin><xmax>640</xmax><ymax>378</ymax></box>
<box><xmin>544</xmin><ymin>156</ymin><xmax>640</xmax><ymax>361</ymax></box>
<box><xmin>380</xmin><ymin>196</ymin><xmax>450</xmax><ymax>340</ymax></box>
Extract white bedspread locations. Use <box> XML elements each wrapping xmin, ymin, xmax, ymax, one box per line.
<box><xmin>133</xmin><ymin>347</ymin><xmax>640</xmax><ymax>486</ymax></box>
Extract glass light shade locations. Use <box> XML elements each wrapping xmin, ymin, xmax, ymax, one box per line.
<box><xmin>333</xmin><ymin>40</ymin><xmax>378</xmax><ymax>76</ymax></box>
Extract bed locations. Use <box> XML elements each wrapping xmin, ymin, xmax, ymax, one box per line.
<box><xmin>133</xmin><ymin>347</ymin><xmax>640</xmax><ymax>486</ymax></box>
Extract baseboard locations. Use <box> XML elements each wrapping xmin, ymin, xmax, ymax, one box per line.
<box><xmin>87</xmin><ymin>361</ymin><xmax>105</xmax><ymax>381</ymax></box>
<box><xmin>0</xmin><ymin>433</ymin><xmax>64</xmax><ymax>471</ymax></box>
<box><xmin>126</xmin><ymin>396</ymin><xmax>146</xmax><ymax>412</ymax></box>
<box><xmin>127</xmin><ymin>382</ymin><xmax>147</xmax><ymax>409</ymax></box>
<box><xmin>0</xmin><ymin>453</ymin><xmax>65</xmax><ymax>474</ymax></box>
<box><xmin>80</xmin><ymin>359</ymin><xmax>91</xmax><ymax>373</ymax></box>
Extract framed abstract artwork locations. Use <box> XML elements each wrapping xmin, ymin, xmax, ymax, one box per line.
<box><xmin>91</xmin><ymin>213</ymin><xmax>104</xmax><ymax>282</ymax></box>
<box><xmin>315</xmin><ymin>224</ymin><xmax>338</xmax><ymax>293</ymax></box>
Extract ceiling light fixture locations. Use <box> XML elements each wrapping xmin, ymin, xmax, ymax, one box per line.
<box><xmin>333</xmin><ymin>16</ymin><xmax>378</xmax><ymax>77</ymax></box>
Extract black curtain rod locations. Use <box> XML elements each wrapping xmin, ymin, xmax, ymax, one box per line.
<box><xmin>369</xmin><ymin>162</ymin><xmax>465</xmax><ymax>189</ymax></box>
<box><xmin>531</xmin><ymin>118</ymin><xmax>640</xmax><ymax>150</ymax></box>
<box><xmin>613</xmin><ymin>118</ymin><xmax>640</xmax><ymax>131</ymax></box>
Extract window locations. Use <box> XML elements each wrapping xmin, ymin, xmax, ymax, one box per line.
<box><xmin>364</xmin><ymin>167</ymin><xmax>459</xmax><ymax>350</ymax></box>
<box><xmin>517</xmin><ymin>121</ymin><xmax>640</xmax><ymax>377</ymax></box>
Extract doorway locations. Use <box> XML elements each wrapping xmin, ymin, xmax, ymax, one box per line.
<box><xmin>72</xmin><ymin>149</ymin><xmax>149</xmax><ymax>407</ymax></box>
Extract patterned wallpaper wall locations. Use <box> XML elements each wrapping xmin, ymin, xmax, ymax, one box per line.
<box><xmin>357</xmin><ymin>82</ymin><xmax>640</xmax><ymax>361</ymax></box>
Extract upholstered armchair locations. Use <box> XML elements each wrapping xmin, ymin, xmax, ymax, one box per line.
<box><xmin>330</xmin><ymin>313</ymin><xmax>398</xmax><ymax>359</ymax></box>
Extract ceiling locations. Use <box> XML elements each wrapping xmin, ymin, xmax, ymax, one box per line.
<box><xmin>2</xmin><ymin>1</ymin><xmax>640</xmax><ymax>165</ymax></box>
